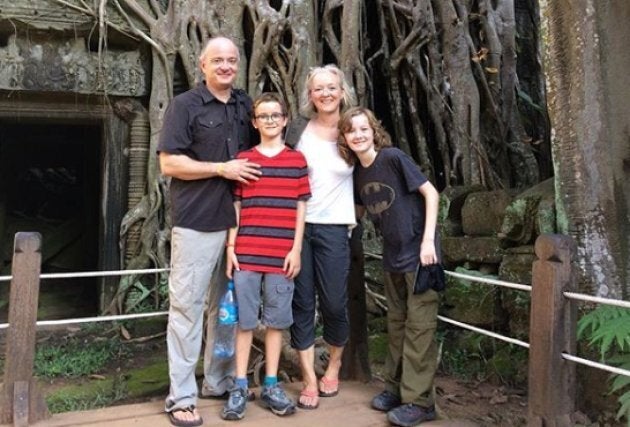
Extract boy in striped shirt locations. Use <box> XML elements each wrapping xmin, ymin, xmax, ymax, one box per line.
<box><xmin>221</xmin><ymin>93</ymin><xmax>310</xmax><ymax>420</ymax></box>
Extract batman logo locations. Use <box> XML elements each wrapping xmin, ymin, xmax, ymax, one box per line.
<box><xmin>360</xmin><ymin>182</ymin><xmax>395</xmax><ymax>216</ymax></box>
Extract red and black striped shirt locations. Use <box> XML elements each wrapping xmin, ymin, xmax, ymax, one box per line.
<box><xmin>233</xmin><ymin>146</ymin><xmax>311</xmax><ymax>274</ymax></box>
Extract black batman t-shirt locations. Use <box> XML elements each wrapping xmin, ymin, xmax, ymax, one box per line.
<box><xmin>354</xmin><ymin>147</ymin><xmax>428</xmax><ymax>273</ymax></box>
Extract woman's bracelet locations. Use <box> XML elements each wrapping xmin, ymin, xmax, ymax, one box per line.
<box><xmin>217</xmin><ymin>162</ymin><xmax>224</xmax><ymax>176</ymax></box>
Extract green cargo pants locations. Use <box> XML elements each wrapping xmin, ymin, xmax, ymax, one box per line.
<box><xmin>383</xmin><ymin>271</ymin><xmax>439</xmax><ymax>407</ymax></box>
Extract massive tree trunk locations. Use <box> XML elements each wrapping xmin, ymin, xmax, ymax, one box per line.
<box><xmin>11</xmin><ymin>0</ymin><xmax>627</xmax><ymax>380</ymax></box>
<box><xmin>96</xmin><ymin>0</ymin><xmax>554</xmax><ymax>311</ymax></box>
<box><xmin>542</xmin><ymin>0</ymin><xmax>630</xmax><ymax>298</ymax></box>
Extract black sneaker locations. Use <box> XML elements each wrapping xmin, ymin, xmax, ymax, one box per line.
<box><xmin>260</xmin><ymin>383</ymin><xmax>296</xmax><ymax>416</ymax></box>
<box><xmin>371</xmin><ymin>390</ymin><xmax>402</xmax><ymax>412</ymax></box>
<box><xmin>221</xmin><ymin>387</ymin><xmax>248</xmax><ymax>420</ymax></box>
<box><xmin>387</xmin><ymin>403</ymin><xmax>436</xmax><ymax>427</ymax></box>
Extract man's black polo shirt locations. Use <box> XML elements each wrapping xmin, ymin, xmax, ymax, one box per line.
<box><xmin>157</xmin><ymin>82</ymin><xmax>254</xmax><ymax>232</ymax></box>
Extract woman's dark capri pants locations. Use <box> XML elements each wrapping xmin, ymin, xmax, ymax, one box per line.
<box><xmin>291</xmin><ymin>223</ymin><xmax>350</xmax><ymax>349</ymax></box>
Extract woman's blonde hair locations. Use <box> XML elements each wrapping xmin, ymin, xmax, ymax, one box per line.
<box><xmin>338</xmin><ymin>107</ymin><xmax>392</xmax><ymax>166</ymax></box>
<box><xmin>299</xmin><ymin>64</ymin><xmax>356</xmax><ymax>117</ymax></box>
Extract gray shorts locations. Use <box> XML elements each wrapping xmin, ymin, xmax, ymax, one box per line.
<box><xmin>232</xmin><ymin>270</ymin><xmax>294</xmax><ymax>330</ymax></box>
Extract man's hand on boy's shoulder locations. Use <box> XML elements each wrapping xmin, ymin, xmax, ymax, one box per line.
<box><xmin>219</xmin><ymin>158</ymin><xmax>262</xmax><ymax>183</ymax></box>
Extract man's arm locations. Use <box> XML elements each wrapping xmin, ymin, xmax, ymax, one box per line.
<box><xmin>159</xmin><ymin>152</ymin><xmax>262</xmax><ymax>183</ymax></box>
<box><xmin>225</xmin><ymin>201</ymin><xmax>241</xmax><ymax>279</ymax></box>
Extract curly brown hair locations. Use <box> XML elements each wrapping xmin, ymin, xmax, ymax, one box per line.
<box><xmin>337</xmin><ymin>107</ymin><xmax>392</xmax><ymax>166</ymax></box>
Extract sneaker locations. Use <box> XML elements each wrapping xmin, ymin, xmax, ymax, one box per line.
<box><xmin>221</xmin><ymin>387</ymin><xmax>248</xmax><ymax>420</ymax></box>
<box><xmin>371</xmin><ymin>390</ymin><xmax>402</xmax><ymax>412</ymax></box>
<box><xmin>387</xmin><ymin>403</ymin><xmax>436</xmax><ymax>427</ymax></box>
<box><xmin>201</xmin><ymin>389</ymin><xmax>256</xmax><ymax>402</ymax></box>
<box><xmin>260</xmin><ymin>383</ymin><xmax>296</xmax><ymax>416</ymax></box>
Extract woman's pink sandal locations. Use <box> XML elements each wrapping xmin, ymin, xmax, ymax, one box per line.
<box><xmin>298</xmin><ymin>387</ymin><xmax>320</xmax><ymax>409</ymax></box>
<box><xmin>318</xmin><ymin>377</ymin><xmax>339</xmax><ymax>397</ymax></box>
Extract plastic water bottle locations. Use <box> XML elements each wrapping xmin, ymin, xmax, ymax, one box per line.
<box><xmin>214</xmin><ymin>280</ymin><xmax>238</xmax><ymax>358</ymax></box>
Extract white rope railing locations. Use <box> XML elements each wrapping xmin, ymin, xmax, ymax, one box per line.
<box><xmin>40</xmin><ymin>268</ymin><xmax>170</xmax><ymax>279</ymax></box>
<box><xmin>562</xmin><ymin>353</ymin><xmax>630</xmax><ymax>378</ymax></box>
<box><xmin>364</xmin><ymin>254</ymin><xmax>533</xmax><ymax>292</ymax></box>
<box><xmin>437</xmin><ymin>315</ymin><xmax>530</xmax><ymax>348</ymax></box>
<box><xmin>564</xmin><ymin>292</ymin><xmax>630</xmax><ymax>310</ymax></box>
<box><xmin>0</xmin><ymin>311</ymin><xmax>169</xmax><ymax>330</ymax></box>
<box><xmin>445</xmin><ymin>270</ymin><xmax>532</xmax><ymax>292</ymax></box>
<box><xmin>0</xmin><ymin>267</ymin><xmax>170</xmax><ymax>282</ymax></box>
<box><xmin>2</xmin><ymin>256</ymin><xmax>628</xmax><ymax>383</ymax></box>
<box><xmin>437</xmin><ymin>269</ymin><xmax>630</xmax><ymax>381</ymax></box>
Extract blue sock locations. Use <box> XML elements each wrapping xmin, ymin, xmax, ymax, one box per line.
<box><xmin>235</xmin><ymin>377</ymin><xmax>248</xmax><ymax>390</ymax></box>
<box><xmin>264</xmin><ymin>376</ymin><xmax>278</xmax><ymax>387</ymax></box>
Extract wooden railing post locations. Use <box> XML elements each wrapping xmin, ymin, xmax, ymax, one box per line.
<box><xmin>528</xmin><ymin>234</ymin><xmax>577</xmax><ymax>426</ymax></box>
<box><xmin>0</xmin><ymin>232</ymin><xmax>50</xmax><ymax>426</ymax></box>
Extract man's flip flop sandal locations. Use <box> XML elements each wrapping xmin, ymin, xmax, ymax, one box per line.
<box><xmin>167</xmin><ymin>406</ymin><xmax>203</xmax><ymax>427</ymax></box>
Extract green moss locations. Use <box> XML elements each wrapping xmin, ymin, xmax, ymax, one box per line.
<box><xmin>43</xmin><ymin>359</ymin><xmax>169</xmax><ymax>413</ymax></box>
<box><xmin>553</xmin><ymin>179</ymin><xmax>569</xmax><ymax>234</ymax></box>
<box><xmin>438</xmin><ymin>195</ymin><xmax>450</xmax><ymax>225</ymax></box>
<box><xmin>45</xmin><ymin>376</ymin><xmax>127</xmax><ymax>413</ymax></box>
<box><xmin>126</xmin><ymin>359</ymin><xmax>170</xmax><ymax>398</ymax></box>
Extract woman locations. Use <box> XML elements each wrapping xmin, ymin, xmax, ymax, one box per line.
<box><xmin>285</xmin><ymin>64</ymin><xmax>356</xmax><ymax>410</ymax></box>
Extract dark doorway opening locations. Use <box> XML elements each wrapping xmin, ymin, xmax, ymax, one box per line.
<box><xmin>0</xmin><ymin>121</ymin><xmax>101</xmax><ymax>320</ymax></box>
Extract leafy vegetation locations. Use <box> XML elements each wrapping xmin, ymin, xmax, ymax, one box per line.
<box><xmin>578</xmin><ymin>306</ymin><xmax>630</xmax><ymax>423</ymax></box>
<box><xmin>437</xmin><ymin>329</ymin><xmax>528</xmax><ymax>385</ymax></box>
<box><xmin>35</xmin><ymin>336</ymin><xmax>126</xmax><ymax>378</ymax></box>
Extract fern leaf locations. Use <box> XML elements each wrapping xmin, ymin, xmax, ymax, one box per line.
<box><xmin>578</xmin><ymin>306</ymin><xmax>630</xmax><ymax>424</ymax></box>
<box><xmin>615</xmin><ymin>390</ymin><xmax>630</xmax><ymax>422</ymax></box>
<box><xmin>578</xmin><ymin>306</ymin><xmax>630</xmax><ymax>341</ymax></box>
<box><xmin>589</xmin><ymin>315</ymin><xmax>630</xmax><ymax>356</ymax></box>
<box><xmin>611</xmin><ymin>374</ymin><xmax>630</xmax><ymax>394</ymax></box>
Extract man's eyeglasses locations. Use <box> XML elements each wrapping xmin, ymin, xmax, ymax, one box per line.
<box><xmin>255</xmin><ymin>113</ymin><xmax>285</xmax><ymax>122</ymax></box>
<box><xmin>208</xmin><ymin>57</ymin><xmax>239</xmax><ymax>67</ymax></box>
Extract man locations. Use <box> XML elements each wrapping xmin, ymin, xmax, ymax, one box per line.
<box><xmin>157</xmin><ymin>36</ymin><xmax>261</xmax><ymax>427</ymax></box>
